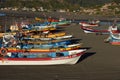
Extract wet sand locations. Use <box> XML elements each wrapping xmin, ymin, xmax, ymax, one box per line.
<box><xmin>0</xmin><ymin>15</ymin><xmax>120</xmax><ymax>80</ymax></box>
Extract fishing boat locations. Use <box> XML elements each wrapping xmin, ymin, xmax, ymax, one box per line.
<box><xmin>22</xmin><ymin>34</ymin><xmax>73</xmax><ymax>41</ymax></box>
<box><xmin>108</xmin><ymin>25</ymin><xmax>120</xmax><ymax>34</ymax></box>
<box><xmin>53</xmin><ymin>35</ymin><xmax>72</xmax><ymax>40</ymax></box>
<box><xmin>2</xmin><ymin>29</ymin><xmax>66</xmax><ymax>41</ymax></box>
<box><xmin>33</xmin><ymin>22</ymin><xmax>57</xmax><ymax>29</ymax></box>
<box><xmin>0</xmin><ymin>25</ymin><xmax>56</xmax><ymax>38</ymax></box>
<box><xmin>79</xmin><ymin>22</ymin><xmax>99</xmax><ymax>27</ymax></box>
<box><xmin>3</xmin><ymin>36</ymin><xmax>78</xmax><ymax>49</ymax></box>
<box><xmin>79</xmin><ymin>20</ymin><xmax>100</xmax><ymax>27</ymax></box>
<box><xmin>4</xmin><ymin>43</ymin><xmax>81</xmax><ymax>53</ymax></box>
<box><xmin>0</xmin><ymin>49</ymin><xmax>87</xmax><ymax>65</ymax></box>
<box><xmin>2</xmin><ymin>34</ymin><xmax>81</xmax><ymax>52</ymax></box>
<box><xmin>80</xmin><ymin>26</ymin><xmax>109</xmax><ymax>34</ymax></box>
<box><xmin>0</xmin><ymin>13</ymin><xmax>6</xmax><ymax>16</ymax></box>
<box><xmin>0</xmin><ymin>17</ymin><xmax>88</xmax><ymax>65</ymax></box>
<box><xmin>29</xmin><ymin>32</ymin><xmax>66</xmax><ymax>38</ymax></box>
<box><xmin>20</xmin><ymin>37</ymin><xmax>73</xmax><ymax>44</ymax></box>
<box><xmin>22</xmin><ymin>26</ymin><xmax>56</xmax><ymax>32</ymax></box>
<box><xmin>104</xmin><ymin>29</ymin><xmax>120</xmax><ymax>45</ymax></box>
<box><xmin>51</xmin><ymin>20</ymin><xmax>71</xmax><ymax>26</ymax></box>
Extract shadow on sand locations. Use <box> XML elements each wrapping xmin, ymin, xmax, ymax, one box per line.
<box><xmin>77</xmin><ymin>47</ymin><xmax>96</xmax><ymax>63</ymax></box>
<box><xmin>78</xmin><ymin>51</ymin><xmax>96</xmax><ymax>63</ymax></box>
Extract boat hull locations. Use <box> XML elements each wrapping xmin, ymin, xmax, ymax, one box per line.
<box><xmin>81</xmin><ymin>26</ymin><xmax>109</xmax><ymax>34</ymax></box>
<box><xmin>110</xmin><ymin>41</ymin><xmax>120</xmax><ymax>45</ymax></box>
<box><xmin>80</xmin><ymin>23</ymin><xmax>98</xmax><ymax>27</ymax></box>
<box><xmin>7</xmin><ymin>45</ymin><xmax>81</xmax><ymax>53</ymax></box>
<box><xmin>0</xmin><ymin>52</ymin><xmax>84</xmax><ymax>65</ymax></box>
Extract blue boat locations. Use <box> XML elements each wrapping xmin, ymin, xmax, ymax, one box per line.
<box><xmin>18</xmin><ymin>40</ymin><xmax>72</xmax><ymax>49</ymax></box>
<box><xmin>0</xmin><ymin>13</ymin><xmax>6</xmax><ymax>16</ymax></box>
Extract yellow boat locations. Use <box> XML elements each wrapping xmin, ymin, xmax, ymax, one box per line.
<box><xmin>25</xmin><ymin>27</ymin><xmax>56</xmax><ymax>32</ymax></box>
<box><xmin>3</xmin><ymin>44</ymin><xmax>81</xmax><ymax>53</ymax></box>
<box><xmin>30</xmin><ymin>32</ymin><xmax>66</xmax><ymax>38</ymax></box>
<box><xmin>21</xmin><ymin>39</ymin><xmax>68</xmax><ymax>44</ymax></box>
<box><xmin>0</xmin><ymin>27</ymin><xmax>56</xmax><ymax>38</ymax></box>
<box><xmin>0</xmin><ymin>32</ymin><xmax>16</xmax><ymax>38</ymax></box>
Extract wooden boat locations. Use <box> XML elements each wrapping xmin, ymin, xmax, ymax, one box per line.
<box><xmin>22</xmin><ymin>34</ymin><xmax>72</xmax><ymax>41</ymax></box>
<box><xmin>51</xmin><ymin>20</ymin><xmax>71</xmax><ymax>26</ymax></box>
<box><xmin>47</xmin><ymin>18</ymin><xmax>59</xmax><ymax>22</ymax></box>
<box><xmin>104</xmin><ymin>24</ymin><xmax>120</xmax><ymax>43</ymax></box>
<box><xmin>33</xmin><ymin>22</ymin><xmax>57</xmax><ymax>29</ymax></box>
<box><xmin>79</xmin><ymin>20</ymin><xmax>100</xmax><ymax>27</ymax></box>
<box><xmin>21</xmin><ymin>27</ymin><xmax>56</xmax><ymax>34</ymax></box>
<box><xmin>3</xmin><ymin>39</ymin><xmax>78</xmax><ymax>49</ymax></box>
<box><xmin>80</xmin><ymin>26</ymin><xmax>109</xmax><ymax>34</ymax></box>
<box><xmin>104</xmin><ymin>30</ymin><xmax>120</xmax><ymax>45</ymax></box>
<box><xmin>0</xmin><ymin>49</ymin><xmax>86</xmax><ymax>65</ymax></box>
<box><xmin>20</xmin><ymin>38</ymin><xmax>79</xmax><ymax>46</ymax></box>
<box><xmin>20</xmin><ymin>38</ymin><xmax>72</xmax><ymax>44</ymax></box>
<box><xmin>53</xmin><ymin>35</ymin><xmax>72</xmax><ymax>40</ymax></box>
<box><xmin>79</xmin><ymin>22</ymin><xmax>99</xmax><ymax>27</ymax></box>
<box><xmin>19</xmin><ymin>21</ymin><xmax>57</xmax><ymax>30</ymax></box>
<box><xmin>5</xmin><ymin>43</ymin><xmax>81</xmax><ymax>53</ymax></box>
<box><xmin>0</xmin><ymin>26</ymin><xmax>56</xmax><ymax>38</ymax></box>
<box><xmin>108</xmin><ymin>25</ymin><xmax>120</xmax><ymax>34</ymax></box>
<box><xmin>29</xmin><ymin>32</ymin><xmax>66</xmax><ymax>38</ymax></box>
<box><xmin>0</xmin><ymin>32</ymin><xmax>16</xmax><ymax>38</ymax></box>
<box><xmin>2</xmin><ymin>34</ymin><xmax>80</xmax><ymax>49</ymax></box>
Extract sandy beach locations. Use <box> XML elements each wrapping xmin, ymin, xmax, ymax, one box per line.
<box><xmin>0</xmin><ymin>12</ymin><xmax>120</xmax><ymax>80</ymax></box>
<box><xmin>0</xmin><ymin>24</ymin><xmax>120</xmax><ymax>80</ymax></box>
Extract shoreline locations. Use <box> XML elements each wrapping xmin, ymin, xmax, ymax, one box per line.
<box><xmin>0</xmin><ymin>10</ymin><xmax>120</xmax><ymax>21</ymax></box>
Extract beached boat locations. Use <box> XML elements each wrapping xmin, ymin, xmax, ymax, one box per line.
<box><xmin>0</xmin><ymin>49</ymin><xmax>86</xmax><ymax>65</ymax></box>
<box><xmin>80</xmin><ymin>26</ymin><xmax>109</xmax><ymax>34</ymax></box>
<box><xmin>104</xmin><ymin>30</ymin><xmax>120</xmax><ymax>45</ymax></box>
<box><xmin>20</xmin><ymin>38</ymin><xmax>73</xmax><ymax>44</ymax></box>
<box><xmin>104</xmin><ymin>34</ymin><xmax>120</xmax><ymax>45</ymax></box>
<box><xmin>51</xmin><ymin>20</ymin><xmax>71</xmax><ymax>26</ymax></box>
<box><xmin>29</xmin><ymin>32</ymin><xmax>66</xmax><ymax>38</ymax></box>
<box><xmin>33</xmin><ymin>22</ymin><xmax>57</xmax><ymax>29</ymax></box>
<box><xmin>2</xmin><ymin>34</ymin><xmax>81</xmax><ymax>51</ymax></box>
<box><xmin>104</xmin><ymin>24</ymin><xmax>120</xmax><ymax>45</ymax></box>
<box><xmin>79</xmin><ymin>22</ymin><xmax>99</xmax><ymax>27</ymax></box>
<box><xmin>2</xmin><ymin>30</ymin><xmax>66</xmax><ymax>41</ymax></box>
<box><xmin>22</xmin><ymin>34</ymin><xmax>73</xmax><ymax>41</ymax></box>
<box><xmin>4</xmin><ymin>43</ymin><xmax>81</xmax><ymax>53</ymax></box>
<box><xmin>0</xmin><ymin>13</ymin><xmax>6</xmax><ymax>16</ymax></box>
<box><xmin>0</xmin><ymin>25</ymin><xmax>56</xmax><ymax>38</ymax></box>
<box><xmin>79</xmin><ymin>20</ymin><xmax>100</xmax><ymax>27</ymax></box>
<box><xmin>108</xmin><ymin>25</ymin><xmax>120</xmax><ymax>34</ymax></box>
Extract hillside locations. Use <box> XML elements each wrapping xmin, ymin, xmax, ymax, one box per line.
<box><xmin>0</xmin><ymin>0</ymin><xmax>115</xmax><ymax>9</ymax></box>
<box><xmin>0</xmin><ymin>0</ymin><xmax>120</xmax><ymax>16</ymax></box>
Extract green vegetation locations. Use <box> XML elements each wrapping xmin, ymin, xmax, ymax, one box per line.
<box><xmin>0</xmin><ymin>0</ymin><xmax>120</xmax><ymax>15</ymax></box>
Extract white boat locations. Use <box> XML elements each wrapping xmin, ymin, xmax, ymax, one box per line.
<box><xmin>79</xmin><ymin>21</ymin><xmax>99</xmax><ymax>27</ymax></box>
<box><xmin>53</xmin><ymin>35</ymin><xmax>72</xmax><ymax>40</ymax></box>
<box><xmin>0</xmin><ymin>49</ymin><xmax>86</xmax><ymax>65</ymax></box>
<box><xmin>104</xmin><ymin>27</ymin><xmax>120</xmax><ymax>45</ymax></box>
<box><xmin>23</xmin><ymin>35</ymin><xmax>73</xmax><ymax>41</ymax></box>
<box><xmin>38</xmin><ymin>35</ymin><xmax>72</xmax><ymax>40</ymax></box>
<box><xmin>80</xmin><ymin>26</ymin><xmax>109</xmax><ymax>34</ymax></box>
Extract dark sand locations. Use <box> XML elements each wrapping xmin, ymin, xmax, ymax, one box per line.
<box><xmin>0</xmin><ymin>24</ymin><xmax>120</xmax><ymax>80</ymax></box>
<box><xmin>0</xmin><ymin>14</ymin><xmax>120</xmax><ymax>80</ymax></box>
